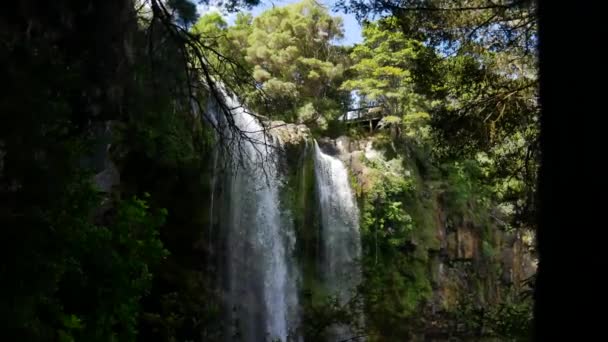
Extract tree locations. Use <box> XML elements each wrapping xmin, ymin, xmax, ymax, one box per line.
<box><xmin>340</xmin><ymin>18</ymin><xmax>432</xmax><ymax>136</ymax></box>
<box><xmin>337</xmin><ymin>0</ymin><xmax>537</xmax><ymax>55</ymax></box>
<box><xmin>244</xmin><ymin>0</ymin><xmax>349</xmax><ymax>125</ymax></box>
<box><xmin>192</xmin><ymin>11</ymin><xmax>254</xmax><ymax>88</ymax></box>
<box><xmin>167</xmin><ymin>0</ymin><xmax>198</xmax><ymax>27</ymax></box>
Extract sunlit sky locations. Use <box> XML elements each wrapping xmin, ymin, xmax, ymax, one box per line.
<box><xmin>197</xmin><ymin>0</ymin><xmax>363</xmax><ymax>46</ymax></box>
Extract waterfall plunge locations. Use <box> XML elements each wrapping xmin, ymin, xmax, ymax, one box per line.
<box><xmin>313</xmin><ymin>141</ymin><xmax>363</xmax><ymax>339</ymax></box>
<box><xmin>212</xmin><ymin>93</ymin><xmax>299</xmax><ymax>342</ymax></box>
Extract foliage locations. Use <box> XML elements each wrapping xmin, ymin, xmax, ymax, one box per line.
<box><xmin>428</xmin><ymin>50</ymin><xmax>539</xmax><ymax>231</ymax></box>
<box><xmin>119</xmin><ymin>12</ymin><xmax>228</xmax><ymax>340</ymax></box>
<box><xmin>192</xmin><ymin>11</ymin><xmax>254</xmax><ymax>83</ymax></box>
<box><xmin>338</xmin><ymin>0</ymin><xmax>539</xmax><ymax>230</ymax></box>
<box><xmin>0</xmin><ymin>159</ymin><xmax>167</xmax><ymax>342</ymax></box>
<box><xmin>454</xmin><ymin>291</ymin><xmax>533</xmax><ymax>341</ymax></box>
<box><xmin>200</xmin><ymin>0</ymin><xmax>261</xmax><ymax>12</ymax></box>
<box><xmin>192</xmin><ymin>0</ymin><xmax>351</xmax><ymax>127</ymax></box>
<box><xmin>341</xmin><ymin>18</ymin><xmax>429</xmax><ymax>119</ymax></box>
<box><xmin>64</xmin><ymin>195</ymin><xmax>168</xmax><ymax>342</ymax></box>
<box><xmin>337</xmin><ymin>0</ymin><xmax>537</xmax><ymax>56</ymax></box>
<box><xmin>163</xmin><ymin>0</ymin><xmax>262</xmax><ymax>26</ymax></box>
<box><xmin>353</xmin><ymin>152</ymin><xmax>436</xmax><ymax>338</ymax></box>
<box><xmin>0</xmin><ymin>1</ymin><xmax>234</xmax><ymax>340</ymax></box>
<box><xmin>167</xmin><ymin>0</ymin><xmax>198</xmax><ymax>27</ymax></box>
<box><xmin>441</xmin><ymin>160</ymin><xmax>486</xmax><ymax>214</ymax></box>
<box><xmin>245</xmin><ymin>0</ymin><xmax>349</xmax><ymax>123</ymax></box>
<box><xmin>300</xmin><ymin>292</ymin><xmax>365</xmax><ymax>341</ymax></box>
<box><xmin>361</xmin><ymin>171</ymin><xmax>416</xmax><ymax>250</ymax></box>
<box><xmin>402</xmin><ymin>111</ymin><xmax>431</xmax><ymax>138</ymax></box>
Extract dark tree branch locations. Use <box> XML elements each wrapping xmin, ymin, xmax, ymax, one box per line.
<box><xmin>383</xmin><ymin>0</ymin><xmax>527</xmax><ymax>12</ymax></box>
<box><xmin>144</xmin><ymin>0</ymin><xmax>281</xmax><ymax>179</ymax></box>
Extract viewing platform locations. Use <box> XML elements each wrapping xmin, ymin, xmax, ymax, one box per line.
<box><xmin>340</xmin><ymin>106</ymin><xmax>384</xmax><ymax>131</ymax></box>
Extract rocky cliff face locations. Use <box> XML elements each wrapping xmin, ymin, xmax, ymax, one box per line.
<box><xmin>268</xmin><ymin>121</ymin><xmax>311</xmax><ymax>147</ymax></box>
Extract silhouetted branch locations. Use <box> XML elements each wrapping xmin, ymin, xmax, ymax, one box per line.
<box><xmin>143</xmin><ymin>0</ymin><xmax>280</xmax><ymax>177</ymax></box>
<box><xmin>378</xmin><ymin>0</ymin><xmax>527</xmax><ymax>12</ymax></box>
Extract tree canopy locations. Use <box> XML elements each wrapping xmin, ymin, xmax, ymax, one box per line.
<box><xmin>193</xmin><ymin>0</ymin><xmax>350</xmax><ymax>128</ymax></box>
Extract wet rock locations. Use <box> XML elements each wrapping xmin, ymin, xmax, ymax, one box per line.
<box><xmin>268</xmin><ymin>121</ymin><xmax>311</xmax><ymax>148</ymax></box>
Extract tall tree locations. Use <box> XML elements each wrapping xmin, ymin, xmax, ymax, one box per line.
<box><xmin>245</xmin><ymin>0</ymin><xmax>348</xmax><ymax>125</ymax></box>
<box><xmin>340</xmin><ymin>18</ymin><xmax>431</xmax><ymax>130</ymax></box>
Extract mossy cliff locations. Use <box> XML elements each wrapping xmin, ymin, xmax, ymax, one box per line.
<box><xmin>270</xmin><ymin>124</ymin><xmax>321</xmax><ymax>305</ymax></box>
<box><xmin>316</xmin><ymin>134</ymin><xmax>537</xmax><ymax>341</ymax></box>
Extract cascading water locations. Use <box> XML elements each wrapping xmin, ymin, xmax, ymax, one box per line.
<box><xmin>207</xmin><ymin>144</ymin><xmax>218</xmax><ymax>273</ymax></box>
<box><xmin>313</xmin><ymin>140</ymin><xmax>364</xmax><ymax>339</ymax></box>
<box><xmin>207</xmin><ymin>89</ymin><xmax>365</xmax><ymax>341</ymax></box>
<box><xmin>211</xmin><ymin>92</ymin><xmax>299</xmax><ymax>342</ymax></box>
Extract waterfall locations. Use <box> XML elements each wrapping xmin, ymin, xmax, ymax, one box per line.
<box><xmin>211</xmin><ymin>92</ymin><xmax>299</xmax><ymax>342</ymax></box>
<box><xmin>207</xmin><ymin>89</ymin><xmax>364</xmax><ymax>341</ymax></box>
<box><xmin>313</xmin><ymin>140</ymin><xmax>363</xmax><ymax>339</ymax></box>
<box><xmin>207</xmin><ymin>143</ymin><xmax>218</xmax><ymax>273</ymax></box>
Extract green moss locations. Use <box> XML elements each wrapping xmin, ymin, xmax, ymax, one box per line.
<box><xmin>287</xmin><ymin>142</ymin><xmax>317</xmax><ymax>243</ymax></box>
<box><xmin>482</xmin><ymin>240</ymin><xmax>496</xmax><ymax>259</ymax></box>
<box><xmin>353</xmin><ymin>143</ymin><xmax>441</xmax><ymax>329</ymax></box>
<box><xmin>277</xmin><ymin>140</ymin><xmax>329</xmax><ymax>309</ymax></box>
<box><xmin>348</xmin><ymin>168</ymin><xmax>362</xmax><ymax>198</ymax></box>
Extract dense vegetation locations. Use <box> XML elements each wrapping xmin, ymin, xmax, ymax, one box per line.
<box><xmin>0</xmin><ymin>0</ymin><xmax>537</xmax><ymax>341</ymax></box>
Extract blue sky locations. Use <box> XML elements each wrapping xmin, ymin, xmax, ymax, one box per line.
<box><xmin>197</xmin><ymin>0</ymin><xmax>363</xmax><ymax>46</ymax></box>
